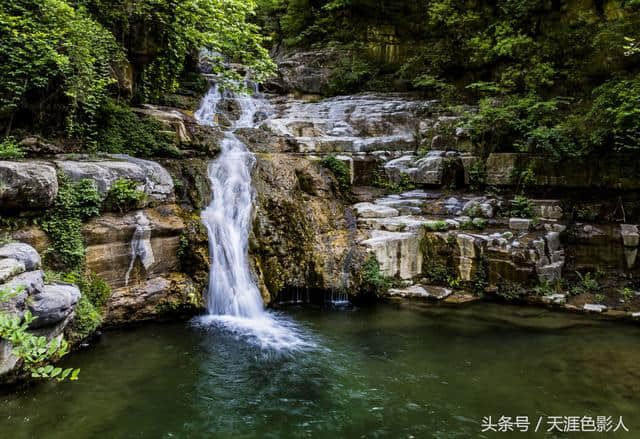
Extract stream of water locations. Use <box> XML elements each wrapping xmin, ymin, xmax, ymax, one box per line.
<box><xmin>194</xmin><ymin>85</ymin><xmax>311</xmax><ymax>350</ymax></box>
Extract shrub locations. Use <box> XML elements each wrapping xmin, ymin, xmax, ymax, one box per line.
<box><xmin>570</xmin><ymin>271</ymin><xmax>599</xmax><ymax>296</ymax></box>
<box><xmin>425</xmin><ymin>220</ymin><xmax>448</xmax><ymax>232</ymax></box>
<box><xmin>0</xmin><ymin>137</ymin><xmax>25</xmax><ymax>159</ymax></box>
<box><xmin>69</xmin><ymin>295</ymin><xmax>102</xmax><ymax>342</ymax></box>
<box><xmin>468</xmin><ymin>161</ymin><xmax>486</xmax><ymax>191</ymax></box>
<box><xmin>327</xmin><ymin>52</ymin><xmax>379</xmax><ymax>95</ymax></box>
<box><xmin>61</xmin><ymin>271</ymin><xmax>111</xmax><ymax>309</ymax></box>
<box><xmin>372</xmin><ymin>171</ymin><xmax>415</xmax><ymax>194</ymax></box>
<box><xmin>104</xmin><ymin>178</ymin><xmax>146</xmax><ymax>213</ymax></box>
<box><xmin>42</xmin><ymin>172</ymin><xmax>101</xmax><ymax>270</ymax></box>
<box><xmin>510</xmin><ymin>195</ymin><xmax>534</xmax><ymax>219</ymax></box>
<box><xmin>321</xmin><ymin>155</ymin><xmax>351</xmax><ymax>193</ymax></box>
<box><xmin>496</xmin><ymin>279</ymin><xmax>526</xmax><ymax>301</ymax></box>
<box><xmin>96</xmin><ymin>99</ymin><xmax>179</xmax><ymax>157</ymax></box>
<box><xmin>588</xmin><ymin>78</ymin><xmax>640</xmax><ymax>152</ymax></box>
<box><xmin>362</xmin><ymin>255</ymin><xmax>393</xmax><ymax>296</ymax></box>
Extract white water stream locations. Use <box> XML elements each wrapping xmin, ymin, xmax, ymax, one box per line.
<box><xmin>194</xmin><ymin>85</ymin><xmax>314</xmax><ymax>351</ymax></box>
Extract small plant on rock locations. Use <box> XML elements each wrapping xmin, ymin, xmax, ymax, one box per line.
<box><xmin>104</xmin><ymin>178</ymin><xmax>146</xmax><ymax>213</ymax></box>
<box><xmin>510</xmin><ymin>195</ymin><xmax>535</xmax><ymax>219</ymax></box>
<box><xmin>321</xmin><ymin>155</ymin><xmax>351</xmax><ymax>193</ymax></box>
<box><xmin>619</xmin><ymin>287</ymin><xmax>635</xmax><ymax>303</ymax></box>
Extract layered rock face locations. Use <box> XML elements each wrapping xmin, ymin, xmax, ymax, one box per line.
<box><xmin>230</xmin><ymin>85</ymin><xmax>640</xmax><ymax>314</ymax></box>
<box><xmin>0</xmin><ymin>243</ymin><xmax>80</xmax><ymax>378</ymax></box>
<box><xmin>1</xmin><ymin>154</ymin><xmax>207</xmax><ymax>328</ymax></box>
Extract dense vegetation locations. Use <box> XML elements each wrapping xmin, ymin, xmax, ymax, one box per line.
<box><xmin>257</xmin><ymin>0</ymin><xmax>640</xmax><ymax>158</ymax></box>
<box><xmin>0</xmin><ymin>0</ymin><xmax>274</xmax><ymax>146</ymax></box>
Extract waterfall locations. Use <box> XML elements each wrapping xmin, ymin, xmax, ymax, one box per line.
<box><xmin>195</xmin><ymin>85</ymin><xmax>265</xmax><ymax>317</ymax></box>
<box><xmin>193</xmin><ymin>84</ymin><xmax>316</xmax><ymax>352</ymax></box>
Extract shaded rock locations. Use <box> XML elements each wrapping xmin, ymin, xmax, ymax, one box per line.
<box><xmin>84</xmin><ymin>206</ymin><xmax>185</xmax><ymax>290</ymax></box>
<box><xmin>105</xmin><ymin>274</ymin><xmax>198</xmax><ymax>325</ymax></box>
<box><xmin>0</xmin><ymin>161</ymin><xmax>58</xmax><ymax>211</ymax></box>
<box><xmin>0</xmin><ymin>242</ymin><xmax>41</xmax><ymax>270</ymax></box>
<box><xmin>0</xmin><ymin>258</ymin><xmax>25</xmax><ymax>283</ymax></box>
<box><xmin>583</xmin><ymin>304</ymin><xmax>607</xmax><ymax>313</ymax></box>
<box><xmin>620</xmin><ymin>224</ymin><xmax>639</xmax><ymax>247</ymax></box>
<box><xmin>509</xmin><ymin>218</ymin><xmax>532</xmax><ymax>231</ymax></box>
<box><xmin>27</xmin><ymin>284</ymin><xmax>81</xmax><ymax>328</ymax></box>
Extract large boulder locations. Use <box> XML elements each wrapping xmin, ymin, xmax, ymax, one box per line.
<box><xmin>55</xmin><ymin>154</ymin><xmax>174</xmax><ymax>204</ymax></box>
<box><xmin>0</xmin><ymin>161</ymin><xmax>58</xmax><ymax>210</ymax></box>
<box><xmin>268</xmin><ymin>48</ymin><xmax>342</xmax><ymax>95</ymax></box>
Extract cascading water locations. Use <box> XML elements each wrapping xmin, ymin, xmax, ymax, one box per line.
<box><xmin>194</xmin><ymin>84</ymin><xmax>314</xmax><ymax>351</ymax></box>
<box><xmin>195</xmin><ymin>85</ymin><xmax>264</xmax><ymax>317</ymax></box>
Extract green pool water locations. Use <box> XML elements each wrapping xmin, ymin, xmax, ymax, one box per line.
<box><xmin>1</xmin><ymin>302</ymin><xmax>638</xmax><ymax>438</ymax></box>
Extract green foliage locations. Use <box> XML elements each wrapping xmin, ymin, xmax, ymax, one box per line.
<box><xmin>327</xmin><ymin>51</ymin><xmax>379</xmax><ymax>96</ymax></box>
<box><xmin>0</xmin><ymin>0</ymin><xmax>120</xmax><ymax>139</ymax></box>
<box><xmin>42</xmin><ymin>172</ymin><xmax>101</xmax><ymax>270</ymax></box>
<box><xmin>619</xmin><ymin>287</ymin><xmax>635</xmax><ymax>303</ymax></box>
<box><xmin>372</xmin><ymin>171</ymin><xmax>415</xmax><ymax>194</ymax></box>
<box><xmin>570</xmin><ymin>271</ymin><xmax>599</xmax><ymax>296</ymax></box>
<box><xmin>321</xmin><ymin>155</ymin><xmax>351</xmax><ymax>193</ymax></box>
<box><xmin>44</xmin><ymin>270</ymin><xmax>109</xmax><ymax>342</ymax></box>
<box><xmin>587</xmin><ymin>78</ymin><xmax>640</xmax><ymax>152</ymax></box>
<box><xmin>534</xmin><ymin>280</ymin><xmax>555</xmax><ymax>297</ymax></box>
<box><xmin>95</xmin><ymin>99</ymin><xmax>179</xmax><ymax>157</ymax></box>
<box><xmin>0</xmin><ymin>288</ymin><xmax>79</xmax><ymax>381</ymax></box>
<box><xmin>104</xmin><ymin>178</ymin><xmax>146</xmax><ymax>213</ymax></box>
<box><xmin>70</xmin><ymin>295</ymin><xmax>102</xmax><ymax>341</ymax></box>
<box><xmin>362</xmin><ymin>255</ymin><xmax>393</xmax><ymax>296</ymax></box>
<box><xmin>83</xmin><ymin>0</ymin><xmax>275</xmax><ymax>101</ymax></box>
<box><xmin>0</xmin><ymin>136</ymin><xmax>25</xmax><ymax>159</ymax></box>
<box><xmin>510</xmin><ymin>195</ymin><xmax>534</xmax><ymax>219</ymax></box>
<box><xmin>472</xmin><ymin>218</ymin><xmax>487</xmax><ymax>230</ymax></box>
<box><xmin>425</xmin><ymin>221</ymin><xmax>448</xmax><ymax>232</ymax></box>
<box><xmin>467</xmin><ymin>161</ymin><xmax>486</xmax><ymax>191</ymax></box>
<box><xmin>412</xmin><ymin>75</ymin><xmax>456</xmax><ymax>102</ymax></box>
<box><xmin>496</xmin><ymin>279</ymin><xmax>526</xmax><ymax>301</ymax></box>
<box><xmin>470</xmin><ymin>255</ymin><xmax>488</xmax><ymax>296</ymax></box>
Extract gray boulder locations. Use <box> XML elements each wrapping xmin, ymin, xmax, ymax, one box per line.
<box><xmin>0</xmin><ymin>258</ymin><xmax>25</xmax><ymax>283</ymax></box>
<box><xmin>0</xmin><ymin>161</ymin><xmax>58</xmax><ymax>210</ymax></box>
<box><xmin>0</xmin><ymin>242</ymin><xmax>41</xmax><ymax>270</ymax></box>
<box><xmin>28</xmin><ymin>284</ymin><xmax>81</xmax><ymax>328</ymax></box>
<box><xmin>55</xmin><ymin>154</ymin><xmax>174</xmax><ymax>204</ymax></box>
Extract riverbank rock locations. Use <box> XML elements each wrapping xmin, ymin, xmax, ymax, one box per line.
<box><xmin>0</xmin><ymin>243</ymin><xmax>81</xmax><ymax>380</ymax></box>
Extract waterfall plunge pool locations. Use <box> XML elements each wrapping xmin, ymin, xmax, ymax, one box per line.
<box><xmin>2</xmin><ymin>302</ymin><xmax>639</xmax><ymax>438</ymax></box>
